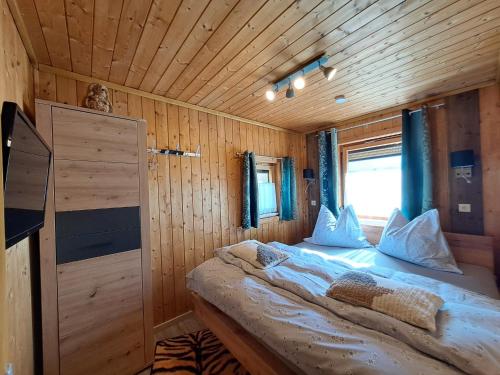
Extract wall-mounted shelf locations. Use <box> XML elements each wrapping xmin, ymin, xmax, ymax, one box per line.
<box><xmin>148</xmin><ymin>145</ymin><xmax>200</xmax><ymax>158</ymax></box>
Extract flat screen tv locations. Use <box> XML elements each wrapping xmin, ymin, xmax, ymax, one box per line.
<box><xmin>2</xmin><ymin>101</ymin><xmax>51</xmax><ymax>248</ymax></box>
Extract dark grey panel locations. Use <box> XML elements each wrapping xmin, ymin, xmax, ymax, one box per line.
<box><xmin>56</xmin><ymin>207</ymin><xmax>141</xmax><ymax>264</ymax></box>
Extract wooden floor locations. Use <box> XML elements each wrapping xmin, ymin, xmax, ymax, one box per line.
<box><xmin>136</xmin><ymin>312</ymin><xmax>205</xmax><ymax>375</ymax></box>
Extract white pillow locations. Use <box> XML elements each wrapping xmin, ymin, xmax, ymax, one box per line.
<box><xmin>378</xmin><ymin>209</ymin><xmax>462</xmax><ymax>274</ymax></box>
<box><xmin>305</xmin><ymin>205</ymin><xmax>371</xmax><ymax>248</ymax></box>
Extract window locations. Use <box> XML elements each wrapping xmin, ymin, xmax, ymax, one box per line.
<box><xmin>256</xmin><ymin>162</ymin><xmax>279</xmax><ymax>220</ymax></box>
<box><xmin>343</xmin><ymin>143</ymin><xmax>401</xmax><ymax>220</ymax></box>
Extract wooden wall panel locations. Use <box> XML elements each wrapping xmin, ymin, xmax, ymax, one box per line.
<box><xmin>34</xmin><ymin>69</ymin><xmax>308</xmax><ymax>325</ymax></box>
<box><xmin>1</xmin><ymin>0</ymin><xmax>35</xmax><ymax>373</ymax></box>
<box><xmin>479</xmin><ymin>84</ymin><xmax>500</xmax><ymax>282</ymax></box>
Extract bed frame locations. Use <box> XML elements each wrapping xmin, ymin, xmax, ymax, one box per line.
<box><xmin>192</xmin><ymin>231</ymin><xmax>495</xmax><ymax>375</ymax></box>
<box><xmin>191</xmin><ymin>292</ymin><xmax>293</xmax><ymax>375</ymax></box>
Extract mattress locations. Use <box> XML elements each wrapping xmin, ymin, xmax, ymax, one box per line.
<box><xmin>187</xmin><ymin>243</ymin><xmax>500</xmax><ymax>375</ymax></box>
<box><xmin>294</xmin><ymin>242</ymin><xmax>499</xmax><ymax>299</ymax></box>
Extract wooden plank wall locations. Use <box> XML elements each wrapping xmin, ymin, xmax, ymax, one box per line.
<box><xmin>0</xmin><ymin>0</ymin><xmax>36</xmax><ymax>373</ymax></box>
<box><xmin>479</xmin><ymin>84</ymin><xmax>500</xmax><ymax>283</ymax></box>
<box><xmin>306</xmin><ymin>86</ymin><xmax>500</xmax><ymax>279</ymax></box>
<box><xmin>34</xmin><ymin>70</ymin><xmax>308</xmax><ymax>325</ymax></box>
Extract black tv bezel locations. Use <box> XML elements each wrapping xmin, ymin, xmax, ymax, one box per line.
<box><xmin>2</xmin><ymin>101</ymin><xmax>52</xmax><ymax>249</ymax></box>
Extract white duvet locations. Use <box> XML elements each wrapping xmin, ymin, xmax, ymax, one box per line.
<box><xmin>187</xmin><ymin>242</ymin><xmax>500</xmax><ymax>375</ymax></box>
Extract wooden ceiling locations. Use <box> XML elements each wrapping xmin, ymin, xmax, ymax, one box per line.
<box><xmin>11</xmin><ymin>0</ymin><xmax>500</xmax><ymax>132</ymax></box>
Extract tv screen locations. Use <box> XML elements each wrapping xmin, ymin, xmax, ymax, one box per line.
<box><xmin>2</xmin><ymin>101</ymin><xmax>51</xmax><ymax>248</ymax></box>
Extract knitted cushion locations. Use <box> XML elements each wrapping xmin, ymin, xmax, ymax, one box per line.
<box><xmin>229</xmin><ymin>240</ymin><xmax>289</xmax><ymax>269</ymax></box>
<box><xmin>326</xmin><ymin>271</ymin><xmax>444</xmax><ymax>331</ymax></box>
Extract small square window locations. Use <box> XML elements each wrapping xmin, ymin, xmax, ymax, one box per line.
<box><xmin>257</xmin><ymin>168</ymin><xmax>278</xmax><ymax>218</ymax></box>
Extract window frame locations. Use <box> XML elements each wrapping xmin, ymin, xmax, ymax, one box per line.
<box><xmin>339</xmin><ymin>136</ymin><xmax>402</xmax><ymax>222</ymax></box>
<box><xmin>255</xmin><ymin>156</ymin><xmax>281</xmax><ymax>223</ymax></box>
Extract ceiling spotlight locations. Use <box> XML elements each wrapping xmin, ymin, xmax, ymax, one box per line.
<box><xmin>293</xmin><ymin>76</ymin><xmax>305</xmax><ymax>90</ymax></box>
<box><xmin>335</xmin><ymin>95</ymin><xmax>347</xmax><ymax>104</ymax></box>
<box><xmin>320</xmin><ymin>66</ymin><xmax>337</xmax><ymax>81</ymax></box>
<box><xmin>286</xmin><ymin>82</ymin><xmax>295</xmax><ymax>98</ymax></box>
<box><xmin>265</xmin><ymin>88</ymin><xmax>276</xmax><ymax>101</ymax></box>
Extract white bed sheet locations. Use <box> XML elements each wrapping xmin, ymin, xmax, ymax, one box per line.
<box><xmin>293</xmin><ymin>242</ymin><xmax>499</xmax><ymax>299</ymax></box>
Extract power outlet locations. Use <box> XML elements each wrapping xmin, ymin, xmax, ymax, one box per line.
<box><xmin>458</xmin><ymin>203</ymin><xmax>471</xmax><ymax>213</ymax></box>
<box><xmin>310</xmin><ymin>200</ymin><xmax>317</xmax><ymax>206</ymax></box>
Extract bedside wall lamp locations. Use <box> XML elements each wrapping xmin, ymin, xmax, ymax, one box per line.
<box><xmin>450</xmin><ymin>149</ymin><xmax>474</xmax><ymax>184</ymax></box>
<box><xmin>303</xmin><ymin>168</ymin><xmax>315</xmax><ymax>193</ymax></box>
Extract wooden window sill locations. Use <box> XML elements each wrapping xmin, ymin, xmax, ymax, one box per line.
<box><xmin>359</xmin><ymin>218</ymin><xmax>387</xmax><ymax>227</ymax></box>
<box><xmin>260</xmin><ymin>215</ymin><xmax>279</xmax><ymax>224</ymax></box>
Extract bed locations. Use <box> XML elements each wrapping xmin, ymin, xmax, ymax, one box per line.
<box><xmin>187</xmin><ymin>230</ymin><xmax>499</xmax><ymax>375</ymax></box>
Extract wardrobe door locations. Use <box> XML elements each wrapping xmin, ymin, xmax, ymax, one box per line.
<box><xmin>57</xmin><ymin>250</ymin><xmax>145</xmax><ymax>375</ymax></box>
<box><xmin>51</xmin><ymin>107</ymin><xmax>146</xmax><ymax>375</ymax></box>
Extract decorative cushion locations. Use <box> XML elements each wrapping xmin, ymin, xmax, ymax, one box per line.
<box><xmin>305</xmin><ymin>205</ymin><xmax>371</xmax><ymax>248</ymax></box>
<box><xmin>229</xmin><ymin>240</ymin><xmax>289</xmax><ymax>269</ymax></box>
<box><xmin>378</xmin><ymin>209</ymin><xmax>462</xmax><ymax>274</ymax></box>
<box><xmin>326</xmin><ymin>270</ymin><xmax>444</xmax><ymax>331</ymax></box>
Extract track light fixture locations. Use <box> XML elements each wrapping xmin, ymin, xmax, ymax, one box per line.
<box><xmin>320</xmin><ymin>66</ymin><xmax>337</xmax><ymax>81</ymax></box>
<box><xmin>265</xmin><ymin>88</ymin><xmax>276</xmax><ymax>101</ymax></box>
<box><xmin>264</xmin><ymin>54</ymin><xmax>336</xmax><ymax>101</ymax></box>
<box><xmin>285</xmin><ymin>81</ymin><xmax>295</xmax><ymax>98</ymax></box>
<box><xmin>293</xmin><ymin>75</ymin><xmax>305</xmax><ymax>90</ymax></box>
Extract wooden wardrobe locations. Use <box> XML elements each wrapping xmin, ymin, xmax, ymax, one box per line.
<box><xmin>35</xmin><ymin>100</ymin><xmax>153</xmax><ymax>375</ymax></box>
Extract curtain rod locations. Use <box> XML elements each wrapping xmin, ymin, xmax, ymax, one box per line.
<box><xmin>235</xmin><ymin>152</ymin><xmax>284</xmax><ymax>160</ymax></box>
<box><xmin>320</xmin><ymin>103</ymin><xmax>445</xmax><ymax>134</ymax></box>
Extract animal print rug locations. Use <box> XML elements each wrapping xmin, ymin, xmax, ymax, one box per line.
<box><xmin>152</xmin><ymin>329</ymin><xmax>249</xmax><ymax>374</ymax></box>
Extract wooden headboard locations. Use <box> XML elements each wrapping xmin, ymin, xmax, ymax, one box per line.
<box><xmin>362</xmin><ymin>224</ymin><xmax>495</xmax><ymax>271</ymax></box>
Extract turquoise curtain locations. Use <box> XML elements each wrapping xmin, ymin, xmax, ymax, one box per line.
<box><xmin>401</xmin><ymin>106</ymin><xmax>433</xmax><ymax>220</ymax></box>
<box><xmin>242</xmin><ymin>151</ymin><xmax>259</xmax><ymax>229</ymax></box>
<box><xmin>280</xmin><ymin>157</ymin><xmax>297</xmax><ymax>220</ymax></box>
<box><xmin>318</xmin><ymin>129</ymin><xmax>340</xmax><ymax>218</ymax></box>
